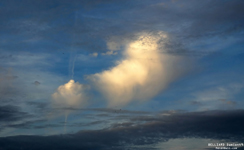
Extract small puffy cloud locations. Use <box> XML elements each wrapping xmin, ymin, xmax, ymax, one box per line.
<box><xmin>90</xmin><ymin>52</ymin><xmax>98</xmax><ymax>57</ymax></box>
<box><xmin>107</xmin><ymin>41</ymin><xmax>120</xmax><ymax>51</ymax></box>
<box><xmin>101</xmin><ymin>38</ymin><xmax>122</xmax><ymax>55</ymax></box>
<box><xmin>89</xmin><ymin>32</ymin><xmax>186</xmax><ymax>107</ymax></box>
<box><xmin>52</xmin><ymin>80</ymin><xmax>87</xmax><ymax>108</ymax></box>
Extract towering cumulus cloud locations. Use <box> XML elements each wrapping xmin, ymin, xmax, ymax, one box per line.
<box><xmin>90</xmin><ymin>32</ymin><xmax>184</xmax><ymax>107</ymax></box>
<box><xmin>52</xmin><ymin>80</ymin><xmax>86</xmax><ymax>108</ymax></box>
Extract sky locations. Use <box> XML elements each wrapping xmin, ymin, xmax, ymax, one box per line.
<box><xmin>0</xmin><ymin>0</ymin><xmax>244</xmax><ymax>149</ymax></box>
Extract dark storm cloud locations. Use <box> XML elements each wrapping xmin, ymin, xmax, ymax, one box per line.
<box><xmin>0</xmin><ymin>109</ymin><xmax>243</xmax><ymax>150</ymax></box>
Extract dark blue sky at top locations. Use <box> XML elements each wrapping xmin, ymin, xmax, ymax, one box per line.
<box><xmin>0</xmin><ymin>0</ymin><xmax>244</xmax><ymax>149</ymax></box>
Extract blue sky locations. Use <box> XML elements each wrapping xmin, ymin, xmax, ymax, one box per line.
<box><xmin>0</xmin><ymin>0</ymin><xmax>244</xmax><ymax>149</ymax></box>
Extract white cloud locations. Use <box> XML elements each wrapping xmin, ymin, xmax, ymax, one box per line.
<box><xmin>89</xmin><ymin>32</ymin><xmax>186</xmax><ymax>107</ymax></box>
<box><xmin>52</xmin><ymin>80</ymin><xmax>87</xmax><ymax>108</ymax></box>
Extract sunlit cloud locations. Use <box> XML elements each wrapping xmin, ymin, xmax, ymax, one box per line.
<box><xmin>89</xmin><ymin>32</ymin><xmax>186</xmax><ymax>107</ymax></box>
<box><xmin>52</xmin><ymin>80</ymin><xmax>87</xmax><ymax>108</ymax></box>
<box><xmin>51</xmin><ymin>79</ymin><xmax>88</xmax><ymax>131</ymax></box>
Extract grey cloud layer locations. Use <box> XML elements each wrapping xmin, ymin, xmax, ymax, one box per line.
<box><xmin>1</xmin><ymin>0</ymin><xmax>243</xmax><ymax>54</ymax></box>
<box><xmin>0</xmin><ymin>109</ymin><xmax>243</xmax><ymax>150</ymax></box>
<box><xmin>0</xmin><ymin>105</ymin><xmax>29</xmax><ymax>123</ymax></box>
